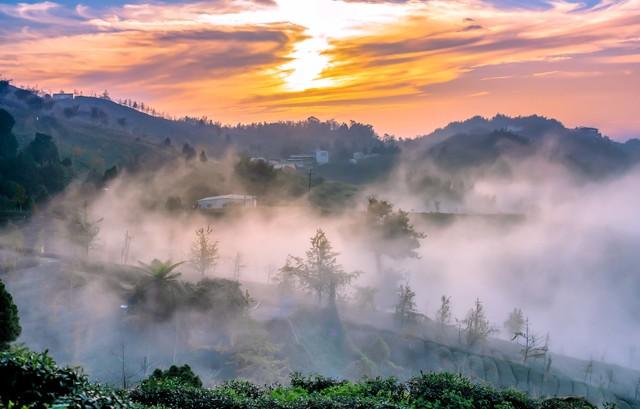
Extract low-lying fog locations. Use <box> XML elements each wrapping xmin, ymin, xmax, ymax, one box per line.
<box><xmin>3</xmin><ymin>154</ymin><xmax>640</xmax><ymax>379</ymax></box>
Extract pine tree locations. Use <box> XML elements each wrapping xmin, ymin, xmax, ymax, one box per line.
<box><xmin>0</xmin><ymin>279</ymin><xmax>21</xmax><ymax>349</ymax></box>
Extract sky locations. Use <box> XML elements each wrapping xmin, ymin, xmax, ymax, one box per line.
<box><xmin>0</xmin><ymin>0</ymin><xmax>638</xmax><ymax>138</ymax></box>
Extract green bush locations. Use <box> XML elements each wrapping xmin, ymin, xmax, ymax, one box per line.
<box><xmin>147</xmin><ymin>365</ymin><xmax>203</xmax><ymax>388</ymax></box>
<box><xmin>129</xmin><ymin>371</ymin><xmax>599</xmax><ymax>409</ymax></box>
<box><xmin>0</xmin><ymin>347</ymin><xmax>131</xmax><ymax>409</ymax></box>
<box><xmin>0</xmin><ymin>279</ymin><xmax>21</xmax><ymax>349</ymax></box>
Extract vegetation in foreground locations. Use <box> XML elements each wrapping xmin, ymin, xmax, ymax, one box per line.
<box><xmin>0</xmin><ymin>347</ymin><xmax>603</xmax><ymax>409</ymax></box>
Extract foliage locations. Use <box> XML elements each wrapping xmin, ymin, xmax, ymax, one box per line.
<box><xmin>130</xmin><ymin>259</ymin><xmax>185</xmax><ymax>321</ymax></box>
<box><xmin>0</xmin><ymin>108</ymin><xmax>18</xmax><ymax>159</ymax></box>
<box><xmin>234</xmin><ymin>156</ymin><xmax>277</xmax><ymax>197</ymax></box>
<box><xmin>280</xmin><ymin>229</ymin><xmax>360</xmax><ymax>309</ymax></box>
<box><xmin>504</xmin><ymin>308</ymin><xmax>526</xmax><ymax>339</ymax></box>
<box><xmin>394</xmin><ymin>284</ymin><xmax>418</xmax><ymax>327</ymax></box>
<box><xmin>0</xmin><ymin>279</ymin><xmax>21</xmax><ymax>350</ymax></box>
<box><xmin>0</xmin><ymin>347</ymin><xmax>131</xmax><ymax>409</ymax></box>
<box><xmin>147</xmin><ymin>365</ymin><xmax>202</xmax><ymax>388</ymax></box>
<box><xmin>435</xmin><ymin>295</ymin><xmax>452</xmax><ymax>326</ymax></box>
<box><xmin>0</xmin><ymin>110</ymin><xmax>72</xmax><ymax>211</ymax></box>
<box><xmin>362</xmin><ymin>197</ymin><xmax>425</xmax><ymax>275</ymax></box>
<box><xmin>228</xmin><ymin>323</ymin><xmax>290</xmax><ymax>384</ymax></box>
<box><xmin>189</xmin><ymin>225</ymin><xmax>219</xmax><ymax>277</ymax></box>
<box><xmin>462</xmin><ymin>298</ymin><xmax>495</xmax><ymax>347</ymax></box>
<box><xmin>130</xmin><ymin>370</ymin><xmax>598</xmax><ymax>409</ymax></box>
<box><xmin>185</xmin><ymin>278</ymin><xmax>252</xmax><ymax>323</ymax></box>
<box><xmin>67</xmin><ymin>204</ymin><xmax>102</xmax><ymax>258</ymax></box>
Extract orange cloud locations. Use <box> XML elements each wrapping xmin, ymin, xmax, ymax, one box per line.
<box><xmin>0</xmin><ymin>0</ymin><xmax>638</xmax><ymax>138</ymax></box>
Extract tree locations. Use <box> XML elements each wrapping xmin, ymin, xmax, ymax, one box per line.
<box><xmin>67</xmin><ymin>204</ymin><xmax>102</xmax><ymax>258</ymax></box>
<box><xmin>584</xmin><ymin>358</ymin><xmax>594</xmax><ymax>383</ymax></box>
<box><xmin>504</xmin><ymin>308</ymin><xmax>525</xmax><ymax>340</ymax></box>
<box><xmin>234</xmin><ymin>156</ymin><xmax>277</xmax><ymax>197</ymax></box>
<box><xmin>0</xmin><ymin>279</ymin><xmax>21</xmax><ymax>349</ymax></box>
<box><xmin>394</xmin><ymin>284</ymin><xmax>418</xmax><ymax>327</ymax></box>
<box><xmin>13</xmin><ymin>184</ymin><xmax>29</xmax><ymax>211</ymax></box>
<box><xmin>25</xmin><ymin>133</ymin><xmax>60</xmax><ymax>165</ymax></box>
<box><xmin>182</xmin><ymin>143</ymin><xmax>196</xmax><ymax>161</ymax></box>
<box><xmin>362</xmin><ymin>197</ymin><xmax>425</xmax><ymax>277</ymax></box>
<box><xmin>462</xmin><ymin>298</ymin><xmax>494</xmax><ymax>347</ymax></box>
<box><xmin>280</xmin><ymin>229</ymin><xmax>359</xmax><ymax>310</ymax></box>
<box><xmin>190</xmin><ymin>226</ymin><xmax>219</xmax><ymax>277</ymax></box>
<box><xmin>147</xmin><ymin>364</ymin><xmax>202</xmax><ymax>387</ymax></box>
<box><xmin>0</xmin><ymin>108</ymin><xmax>18</xmax><ymax>158</ymax></box>
<box><xmin>131</xmin><ymin>259</ymin><xmax>185</xmax><ymax>321</ymax></box>
<box><xmin>513</xmin><ymin>318</ymin><xmax>548</xmax><ymax>364</ymax></box>
<box><xmin>436</xmin><ymin>295</ymin><xmax>452</xmax><ymax>326</ymax></box>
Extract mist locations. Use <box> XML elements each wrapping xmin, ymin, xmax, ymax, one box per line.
<box><xmin>2</xmin><ymin>146</ymin><xmax>640</xmax><ymax>392</ymax></box>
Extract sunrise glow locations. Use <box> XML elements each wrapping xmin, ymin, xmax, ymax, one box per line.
<box><xmin>0</xmin><ymin>0</ymin><xmax>638</xmax><ymax>137</ymax></box>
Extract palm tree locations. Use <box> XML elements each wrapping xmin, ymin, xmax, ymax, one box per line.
<box><xmin>134</xmin><ymin>259</ymin><xmax>186</xmax><ymax>362</ymax></box>
<box><xmin>131</xmin><ymin>259</ymin><xmax>185</xmax><ymax>321</ymax></box>
<box><xmin>138</xmin><ymin>259</ymin><xmax>184</xmax><ymax>282</ymax></box>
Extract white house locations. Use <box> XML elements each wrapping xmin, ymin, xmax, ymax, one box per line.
<box><xmin>52</xmin><ymin>92</ymin><xmax>74</xmax><ymax>101</ymax></box>
<box><xmin>196</xmin><ymin>195</ymin><xmax>257</xmax><ymax>209</ymax></box>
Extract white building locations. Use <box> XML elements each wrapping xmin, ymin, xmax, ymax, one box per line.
<box><xmin>196</xmin><ymin>195</ymin><xmax>257</xmax><ymax>209</ymax></box>
<box><xmin>315</xmin><ymin>150</ymin><xmax>329</xmax><ymax>165</ymax></box>
<box><xmin>52</xmin><ymin>92</ymin><xmax>74</xmax><ymax>101</ymax></box>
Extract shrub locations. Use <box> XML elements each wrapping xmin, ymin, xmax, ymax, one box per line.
<box><xmin>0</xmin><ymin>347</ymin><xmax>80</xmax><ymax>408</ymax></box>
<box><xmin>0</xmin><ymin>279</ymin><xmax>21</xmax><ymax>349</ymax></box>
<box><xmin>148</xmin><ymin>365</ymin><xmax>202</xmax><ymax>388</ymax></box>
<box><xmin>0</xmin><ymin>347</ymin><xmax>132</xmax><ymax>409</ymax></box>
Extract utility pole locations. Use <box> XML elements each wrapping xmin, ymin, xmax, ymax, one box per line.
<box><xmin>308</xmin><ymin>167</ymin><xmax>313</xmax><ymax>193</ymax></box>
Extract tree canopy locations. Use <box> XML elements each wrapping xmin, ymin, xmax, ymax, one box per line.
<box><xmin>0</xmin><ymin>279</ymin><xmax>21</xmax><ymax>350</ymax></box>
<box><xmin>280</xmin><ymin>229</ymin><xmax>359</xmax><ymax>310</ymax></box>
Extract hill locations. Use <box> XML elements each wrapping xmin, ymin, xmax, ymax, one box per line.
<box><xmin>406</xmin><ymin>115</ymin><xmax>640</xmax><ymax>178</ymax></box>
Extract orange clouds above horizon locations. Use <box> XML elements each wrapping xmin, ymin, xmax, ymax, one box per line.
<box><xmin>0</xmin><ymin>0</ymin><xmax>638</xmax><ymax>138</ymax></box>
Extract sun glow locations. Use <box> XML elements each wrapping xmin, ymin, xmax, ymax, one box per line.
<box><xmin>274</xmin><ymin>0</ymin><xmax>415</xmax><ymax>91</ymax></box>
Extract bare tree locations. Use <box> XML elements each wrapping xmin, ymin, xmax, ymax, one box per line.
<box><xmin>190</xmin><ymin>225</ymin><xmax>219</xmax><ymax>277</ymax></box>
<box><xmin>513</xmin><ymin>318</ymin><xmax>548</xmax><ymax>364</ymax></box>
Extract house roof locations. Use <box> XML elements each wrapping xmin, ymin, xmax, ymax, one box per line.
<box><xmin>197</xmin><ymin>194</ymin><xmax>255</xmax><ymax>201</ymax></box>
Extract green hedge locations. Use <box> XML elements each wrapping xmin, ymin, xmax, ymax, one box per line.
<box><xmin>0</xmin><ymin>347</ymin><xmax>132</xmax><ymax>409</ymax></box>
<box><xmin>0</xmin><ymin>348</ymin><xmax>600</xmax><ymax>409</ymax></box>
<box><xmin>130</xmin><ymin>371</ymin><xmax>598</xmax><ymax>409</ymax></box>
